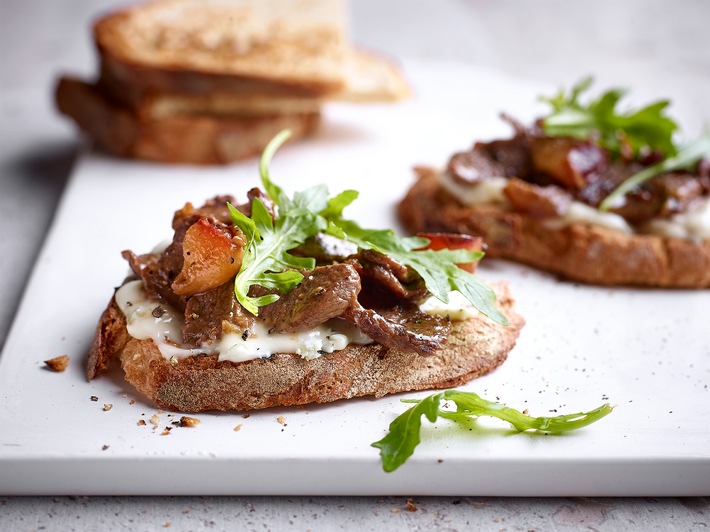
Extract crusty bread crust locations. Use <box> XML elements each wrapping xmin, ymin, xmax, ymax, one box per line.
<box><xmin>55</xmin><ymin>77</ymin><xmax>320</xmax><ymax>165</ymax></box>
<box><xmin>88</xmin><ymin>283</ymin><xmax>523</xmax><ymax>412</ymax></box>
<box><xmin>399</xmin><ymin>167</ymin><xmax>710</xmax><ymax>288</ymax></box>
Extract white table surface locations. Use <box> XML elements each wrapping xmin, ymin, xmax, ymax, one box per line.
<box><xmin>1</xmin><ymin>0</ymin><xmax>708</xmax><ymax>529</ymax></box>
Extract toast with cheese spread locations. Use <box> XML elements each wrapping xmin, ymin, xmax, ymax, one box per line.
<box><xmin>87</xmin><ymin>133</ymin><xmax>523</xmax><ymax>412</ymax></box>
<box><xmin>399</xmin><ymin>82</ymin><xmax>710</xmax><ymax>288</ymax></box>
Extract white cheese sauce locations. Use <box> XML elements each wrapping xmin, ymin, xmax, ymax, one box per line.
<box><xmin>115</xmin><ymin>280</ymin><xmax>373</xmax><ymax>363</ymax></box>
<box><xmin>115</xmin><ymin>280</ymin><xmax>476</xmax><ymax>363</ymax></box>
<box><xmin>419</xmin><ymin>291</ymin><xmax>480</xmax><ymax>321</ymax></box>
<box><xmin>438</xmin><ymin>171</ymin><xmax>710</xmax><ymax>240</ymax></box>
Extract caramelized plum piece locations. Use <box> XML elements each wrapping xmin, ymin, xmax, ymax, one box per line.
<box><xmin>530</xmin><ymin>137</ymin><xmax>607</xmax><ymax>189</ymax></box>
<box><xmin>417</xmin><ymin>232</ymin><xmax>483</xmax><ymax>273</ymax></box>
<box><xmin>503</xmin><ymin>178</ymin><xmax>572</xmax><ymax>218</ymax></box>
<box><xmin>171</xmin><ymin>218</ymin><xmax>246</xmax><ymax>297</ymax></box>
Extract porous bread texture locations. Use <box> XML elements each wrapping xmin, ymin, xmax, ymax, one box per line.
<box><xmin>88</xmin><ymin>283</ymin><xmax>523</xmax><ymax>412</ymax></box>
<box><xmin>94</xmin><ymin>0</ymin><xmax>349</xmax><ymax>94</ymax></box>
<box><xmin>56</xmin><ymin>77</ymin><xmax>320</xmax><ymax>165</ymax></box>
<box><xmin>399</xmin><ymin>167</ymin><xmax>710</xmax><ymax>288</ymax></box>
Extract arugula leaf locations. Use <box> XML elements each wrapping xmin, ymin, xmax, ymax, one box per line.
<box><xmin>541</xmin><ymin>77</ymin><xmax>679</xmax><ymax>158</ymax></box>
<box><xmin>230</xmin><ymin>129</ymin><xmax>507</xmax><ymax>324</ymax></box>
<box><xmin>324</xmin><ymin>217</ymin><xmax>507</xmax><ymax>325</ymax></box>
<box><xmin>371</xmin><ymin>392</ymin><xmax>444</xmax><ymax>473</ymax></box>
<box><xmin>230</xmin><ymin>196</ymin><xmax>321</xmax><ymax>315</ymax></box>
<box><xmin>599</xmin><ymin>130</ymin><xmax>710</xmax><ymax>211</ymax></box>
<box><xmin>229</xmin><ymin>131</ymin><xmax>324</xmax><ymax>315</ymax></box>
<box><xmin>372</xmin><ymin>390</ymin><xmax>614</xmax><ymax>472</ymax></box>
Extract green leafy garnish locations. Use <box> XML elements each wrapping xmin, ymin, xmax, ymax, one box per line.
<box><xmin>229</xmin><ymin>130</ymin><xmax>506</xmax><ymax>324</ymax></box>
<box><xmin>599</xmin><ymin>130</ymin><xmax>710</xmax><ymax>211</ymax></box>
<box><xmin>325</xmin><ymin>219</ymin><xmax>506</xmax><ymax>325</ymax></box>
<box><xmin>541</xmin><ymin>76</ymin><xmax>679</xmax><ymax>158</ymax></box>
<box><xmin>372</xmin><ymin>390</ymin><xmax>614</xmax><ymax>472</ymax></box>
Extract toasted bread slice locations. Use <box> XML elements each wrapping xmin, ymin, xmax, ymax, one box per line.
<box><xmin>88</xmin><ymin>283</ymin><xmax>523</xmax><ymax>412</ymax></box>
<box><xmin>55</xmin><ymin>77</ymin><xmax>320</xmax><ymax>164</ymax></box>
<box><xmin>97</xmin><ymin>48</ymin><xmax>411</xmax><ymax>120</ymax></box>
<box><xmin>399</xmin><ymin>167</ymin><xmax>710</xmax><ymax>288</ymax></box>
<box><xmin>94</xmin><ymin>0</ymin><xmax>348</xmax><ymax>98</ymax></box>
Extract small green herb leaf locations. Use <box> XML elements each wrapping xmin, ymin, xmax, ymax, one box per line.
<box><xmin>371</xmin><ymin>392</ymin><xmax>444</xmax><ymax>473</ymax></box>
<box><xmin>541</xmin><ymin>77</ymin><xmax>679</xmax><ymax>158</ymax></box>
<box><xmin>372</xmin><ymin>390</ymin><xmax>614</xmax><ymax>472</ymax></box>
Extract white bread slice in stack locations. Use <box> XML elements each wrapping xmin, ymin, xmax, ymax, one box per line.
<box><xmin>56</xmin><ymin>0</ymin><xmax>411</xmax><ymax>164</ymax></box>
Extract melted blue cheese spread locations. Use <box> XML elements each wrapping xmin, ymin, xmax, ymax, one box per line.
<box><xmin>115</xmin><ymin>280</ymin><xmax>471</xmax><ymax>363</ymax></box>
<box><xmin>439</xmin><ymin>171</ymin><xmax>710</xmax><ymax>240</ymax></box>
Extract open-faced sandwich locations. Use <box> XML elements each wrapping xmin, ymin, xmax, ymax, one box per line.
<box><xmin>87</xmin><ymin>132</ymin><xmax>523</xmax><ymax>412</ymax></box>
<box><xmin>399</xmin><ymin>78</ymin><xmax>710</xmax><ymax>287</ymax></box>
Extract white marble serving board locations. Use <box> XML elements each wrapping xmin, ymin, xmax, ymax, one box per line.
<box><xmin>1</xmin><ymin>61</ymin><xmax>708</xmax><ymax>495</ymax></box>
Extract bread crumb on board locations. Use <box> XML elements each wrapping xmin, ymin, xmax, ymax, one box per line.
<box><xmin>44</xmin><ymin>355</ymin><xmax>69</xmax><ymax>372</ymax></box>
<box><xmin>179</xmin><ymin>416</ymin><xmax>201</xmax><ymax>427</ymax></box>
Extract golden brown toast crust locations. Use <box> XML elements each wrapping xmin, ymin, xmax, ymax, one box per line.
<box><xmin>398</xmin><ymin>168</ymin><xmax>710</xmax><ymax>288</ymax></box>
<box><xmin>88</xmin><ymin>283</ymin><xmax>523</xmax><ymax>412</ymax></box>
<box><xmin>92</xmin><ymin>0</ymin><xmax>348</xmax><ymax>97</ymax></box>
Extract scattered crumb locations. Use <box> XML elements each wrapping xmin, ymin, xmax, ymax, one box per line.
<box><xmin>90</xmin><ymin>396</ymin><xmax>99</xmax><ymax>402</ymax></box>
<box><xmin>161</xmin><ymin>427</ymin><xmax>172</xmax><ymax>436</ymax></box>
<box><xmin>406</xmin><ymin>498</ymin><xmax>418</xmax><ymax>512</ymax></box>
<box><xmin>242</xmin><ymin>414</ymin><xmax>250</xmax><ymax>419</ymax></box>
<box><xmin>164</xmin><ymin>522</ymin><xmax>171</xmax><ymax>528</ymax></box>
<box><xmin>277</xmin><ymin>416</ymin><xmax>286</xmax><ymax>425</ymax></box>
<box><xmin>182</xmin><ymin>508</ymin><xmax>189</xmax><ymax>514</ymax></box>
<box><xmin>103</xmin><ymin>404</ymin><xmax>113</xmax><ymax>412</ymax></box>
<box><xmin>102</xmin><ymin>444</ymin><xmax>109</xmax><ymax>451</ymax></box>
<box><xmin>44</xmin><ymin>355</ymin><xmax>69</xmax><ymax>372</ymax></box>
<box><xmin>234</xmin><ymin>424</ymin><xmax>243</xmax><ymax>432</ymax></box>
<box><xmin>137</xmin><ymin>419</ymin><xmax>146</xmax><ymax>426</ymax></box>
<box><xmin>391</xmin><ymin>508</ymin><xmax>400</xmax><ymax>513</ymax></box>
<box><xmin>523</xmin><ymin>409</ymin><xmax>529</xmax><ymax>415</ymax></box>
<box><xmin>150</xmin><ymin>414</ymin><xmax>160</xmax><ymax>426</ymax></box>
<box><xmin>179</xmin><ymin>416</ymin><xmax>201</xmax><ymax>428</ymax></box>
<box><xmin>129</xmin><ymin>400</ymin><xmax>135</xmax><ymax>405</ymax></box>
<box><xmin>157</xmin><ymin>410</ymin><xmax>165</xmax><ymax>414</ymax></box>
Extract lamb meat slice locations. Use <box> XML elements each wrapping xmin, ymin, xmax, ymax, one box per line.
<box><xmin>577</xmin><ymin>160</ymin><xmax>642</xmax><ymax>207</ymax></box>
<box><xmin>604</xmin><ymin>169</ymin><xmax>708</xmax><ymax>224</ymax></box>
<box><xmin>348</xmin><ymin>250</ymin><xmax>428</xmax><ymax>308</ymax></box>
<box><xmin>182</xmin><ymin>281</ymin><xmax>254</xmax><ymax>345</ymax></box>
<box><xmin>344</xmin><ymin>301</ymin><xmax>450</xmax><ymax>355</ymax></box>
<box><xmin>447</xmin><ymin>134</ymin><xmax>531</xmax><ymax>185</ymax></box>
<box><xmin>654</xmin><ymin>171</ymin><xmax>708</xmax><ymax>217</ymax></box>
<box><xmin>257</xmin><ymin>263</ymin><xmax>361</xmax><ymax>334</ymax></box>
<box><xmin>122</xmin><ymin>250</ymin><xmax>187</xmax><ymax>311</ymax></box>
<box><xmin>503</xmin><ymin>178</ymin><xmax>572</xmax><ymax>218</ymax></box>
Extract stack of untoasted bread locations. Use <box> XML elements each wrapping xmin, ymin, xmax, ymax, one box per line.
<box><xmin>56</xmin><ymin>0</ymin><xmax>410</xmax><ymax>164</ymax></box>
